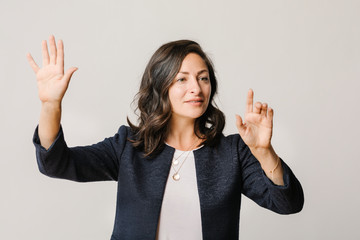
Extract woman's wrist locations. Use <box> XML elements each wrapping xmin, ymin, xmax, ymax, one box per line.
<box><xmin>41</xmin><ymin>101</ymin><xmax>62</xmax><ymax>111</ymax></box>
<box><xmin>250</xmin><ymin>145</ymin><xmax>284</xmax><ymax>185</ymax></box>
<box><xmin>250</xmin><ymin>145</ymin><xmax>278</xmax><ymax>167</ymax></box>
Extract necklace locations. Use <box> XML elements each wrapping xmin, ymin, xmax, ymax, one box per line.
<box><xmin>171</xmin><ymin>139</ymin><xmax>199</xmax><ymax>181</ymax></box>
<box><xmin>172</xmin><ymin>148</ymin><xmax>189</xmax><ymax>166</ymax></box>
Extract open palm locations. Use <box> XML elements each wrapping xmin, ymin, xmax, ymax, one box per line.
<box><xmin>235</xmin><ymin>89</ymin><xmax>273</xmax><ymax>149</ymax></box>
<box><xmin>27</xmin><ymin>35</ymin><xmax>77</xmax><ymax>104</ymax></box>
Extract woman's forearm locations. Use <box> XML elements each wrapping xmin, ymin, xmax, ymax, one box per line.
<box><xmin>250</xmin><ymin>145</ymin><xmax>284</xmax><ymax>186</ymax></box>
<box><xmin>38</xmin><ymin>102</ymin><xmax>62</xmax><ymax>150</ymax></box>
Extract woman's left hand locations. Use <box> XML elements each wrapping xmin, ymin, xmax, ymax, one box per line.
<box><xmin>235</xmin><ymin>89</ymin><xmax>273</xmax><ymax>150</ymax></box>
<box><xmin>236</xmin><ymin>89</ymin><xmax>284</xmax><ymax>185</ymax></box>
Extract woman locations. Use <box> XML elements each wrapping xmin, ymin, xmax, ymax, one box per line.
<box><xmin>27</xmin><ymin>35</ymin><xmax>304</xmax><ymax>240</ymax></box>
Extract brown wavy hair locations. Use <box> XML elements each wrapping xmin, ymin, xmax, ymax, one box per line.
<box><xmin>127</xmin><ymin>40</ymin><xmax>225</xmax><ymax>157</ymax></box>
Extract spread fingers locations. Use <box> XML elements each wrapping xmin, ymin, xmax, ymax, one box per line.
<box><xmin>49</xmin><ymin>35</ymin><xmax>57</xmax><ymax>65</ymax></box>
<box><xmin>42</xmin><ymin>40</ymin><xmax>50</xmax><ymax>66</ymax></box>
<box><xmin>26</xmin><ymin>53</ymin><xmax>40</xmax><ymax>73</ymax></box>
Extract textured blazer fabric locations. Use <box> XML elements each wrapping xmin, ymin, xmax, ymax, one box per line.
<box><xmin>33</xmin><ymin>125</ymin><xmax>304</xmax><ymax>240</ymax></box>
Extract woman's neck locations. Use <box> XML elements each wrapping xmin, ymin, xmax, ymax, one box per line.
<box><xmin>166</xmin><ymin>117</ymin><xmax>201</xmax><ymax>151</ymax></box>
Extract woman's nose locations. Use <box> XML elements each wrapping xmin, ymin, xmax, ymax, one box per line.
<box><xmin>189</xmin><ymin>78</ymin><xmax>201</xmax><ymax>94</ymax></box>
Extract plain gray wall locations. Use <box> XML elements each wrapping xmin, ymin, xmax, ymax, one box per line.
<box><xmin>1</xmin><ymin>0</ymin><xmax>359</xmax><ymax>239</ymax></box>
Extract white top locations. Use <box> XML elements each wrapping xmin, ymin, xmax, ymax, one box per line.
<box><xmin>155</xmin><ymin>146</ymin><xmax>203</xmax><ymax>240</ymax></box>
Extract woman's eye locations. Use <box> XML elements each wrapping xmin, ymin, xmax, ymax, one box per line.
<box><xmin>200</xmin><ymin>76</ymin><xmax>209</xmax><ymax>81</ymax></box>
<box><xmin>177</xmin><ymin>78</ymin><xmax>185</xmax><ymax>82</ymax></box>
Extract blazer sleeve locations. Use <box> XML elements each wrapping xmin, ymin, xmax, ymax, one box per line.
<box><xmin>236</xmin><ymin>135</ymin><xmax>304</xmax><ymax>214</ymax></box>
<box><xmin>32</xmin><ymin>125</ymin><xmax>128</xmax><ymax>182</ymax></box>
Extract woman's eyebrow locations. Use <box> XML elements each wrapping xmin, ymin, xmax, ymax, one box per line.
<box><xmin>178</xmin><ymin>69</ymin><xmax>208</xmax><ymax>75</ymax></box>
<box><xmin>197</xmin><ymin>69</ymin><xmax>208</xmax><ymax>74</ymax></box>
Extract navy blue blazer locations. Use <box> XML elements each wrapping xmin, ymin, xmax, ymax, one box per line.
<box><xmin>33</xmin><ymin>125</ymin><xmax>304</xmax><ymax>240</ymax></box>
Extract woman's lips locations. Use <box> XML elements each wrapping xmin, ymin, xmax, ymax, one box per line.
<box><xmin>185</xmin><ymin>99</ymin><xmax>204</xmax><ymax>106</ymax></box>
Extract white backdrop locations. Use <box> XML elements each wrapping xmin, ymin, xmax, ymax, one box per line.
<box><xmin>1</xmin><ymin>0</ymin><xmax>359</xmax><ymax>239</ymax></box>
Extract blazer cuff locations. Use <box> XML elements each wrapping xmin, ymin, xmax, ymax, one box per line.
<box><xmin>261</xmin><ymin>158</ymin><xmax>291</xmax><ymax>189</ymax></box>
<box><xmin>32</xmin><ymin>124</ymin><xmax>64</xmax><ymax>153</ymax></box>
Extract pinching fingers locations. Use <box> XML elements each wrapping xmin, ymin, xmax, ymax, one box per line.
<box><xmin>260</xmin><ymin>103</ymin><xmax>268</xmax><ymax>117</ymax></box>
<box><xmin>254</xmin><ymin>102</ymin><xmax>262</xmax><ymax>114</ymax></box>
<box><xmin>235</xmin><ymin>114</ymin><xmax>246</xmax><ymax>136</ymax></box>
<box><xmin>268</xmin><ymin>107</ymin><xmax>274</xmax><ymax>120</ymax></box>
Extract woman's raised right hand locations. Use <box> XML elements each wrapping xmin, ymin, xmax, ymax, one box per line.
<box><xmin>27</xmin><ymin>35</ymin><xmax>78</xmax><ymax>104</ymax></box>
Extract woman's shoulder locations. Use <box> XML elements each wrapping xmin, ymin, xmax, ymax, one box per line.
<box><xmin>105</xmin><ymin>125</ymin><xmax>134</xmax><ymax>147</ymax></box>
<box><xmin>116</xmin><ymin>125</ymin><xmax>131</xmax><ymax>135</ymax></box>
<box><xmin>114</xmin><ymin>125</ymin><xmax>138</xmax><ymax>138</ymax></box>
<box><xmin>209</xmin><ymin>132</ymin><xmax>249</xmax><ymax>156</ymax></box>
<box><xmin>219</xmin><ymin>132</ymin><xmax>244</xmax><ymax>145</ymax></box>
<box><xmin>201</xmin><ymin>132</ymin><xmax>244</xmax><ymax>152</ymax></box>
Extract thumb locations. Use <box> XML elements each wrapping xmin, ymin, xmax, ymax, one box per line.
<box><xmin>63</xmin><ymin>67</ymin><xmax>78</xmax><ymax>84</ymax></box>
<box><xmin>235</xmin><ymin>114</ymin><xmax>246</xmax><ymax>136</ymax></box>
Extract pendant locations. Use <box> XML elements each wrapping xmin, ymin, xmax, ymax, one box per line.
<box><xmin>173</xmin><ymin>159</ymin><xmax>179</xmax><ymax>165</ymax></box>
<box><xmin>172</xmin><ymin>173</ymin><xmax>180</xmax><ymax>181</ymax></box>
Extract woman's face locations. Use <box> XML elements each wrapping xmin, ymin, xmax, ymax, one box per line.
<box><xmin>168</xmin><ymin>53</ymin><xmax>211</xmax><ymax>121</ymax></box>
